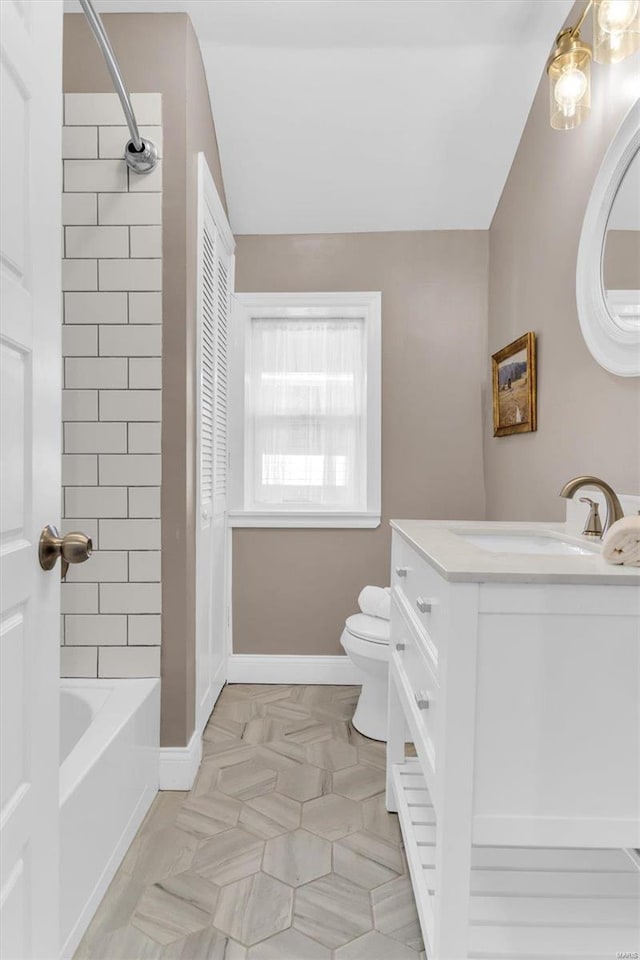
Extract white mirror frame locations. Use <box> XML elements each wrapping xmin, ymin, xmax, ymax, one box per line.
<box><xmin>576</xmin><ymin>99</ymin><xmax>640</xmax><ymax>377</ymax></box>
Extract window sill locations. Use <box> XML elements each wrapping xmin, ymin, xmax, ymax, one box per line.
<box><xmin>227</xmin><ymin>511</ymin><xmax>381</xmax><ymax>529</ymax></box>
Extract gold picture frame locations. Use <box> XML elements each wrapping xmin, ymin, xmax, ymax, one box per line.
<box><xmin>492</xmin><ymin>332</ymin><xmax>537</xmax><ymax>437</ymax></box>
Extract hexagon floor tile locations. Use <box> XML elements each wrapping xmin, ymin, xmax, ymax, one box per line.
<box><xmin>155</xmin><ymin>871</ymin><xmax>221</xmax><ymax>916</ymax></box>
<box><xmin>120</xmin><ymin>826</ymin><xmax>197</xmax><ymax>886</ymax></box>
<box><xmin>176</xmin><ymin>791</ymin><xmax>241</xmax><ymax>838</ymax></box>
<box><xmin>293</xmin><ymin>873</ymin><xmax>372</xmax><ymax>948</ymax></box>
<box><xmin>130</xmin><ymin>883</ymin><xmax>212</xmax><ymax>945</ymax></box>
<box><xmin>283</xmin><ymin>718</ymin><xmax>345</xmax><ymax>745</ymax></box>
<box><xmin>305</xmin><ymin>738</ymin><xmax>358</xmax><ymax>771</ymax></box>
<box><xmin>371</xmin><ymin>875</ymin><xmax>425</xmax><ymax>951</ymax></box>
<box><xmin>216</xmin><ymin>759</ymin><xmax>278</xmax><ymax>800</ymax></box>
<box><xmin>301</xmin><ymin>792</ymin><xmax>363</xmax><ymax>841</ymax></box>
<box><xmin>333</xmin><ymin>830</ymin><xmax>405</xmax><ymax>890</ymax></box>
<box><xmin>335</xmin><ymin>929</ymin><xmax>419</xmax><ymax>959</ymax></box>
<box><xmin>263</xmin><ymin>828</ymin><xmax>331</xmax><ymax>886</ymax></box>
<box><xmin>247</xmin><ymin>927</ymin><xmax>330</xmax><ymax>958</ymax></box>
<box><xmin>332</xmin><ymin>762</ymin><xmax>386</xmax><ymax>801</ymax></box>
<box><xmin>75</xmin><ymin>923</ymin><xmax>163</xmax><ymax>959</ymax></box>
<box><xmin>213</xmin><ymin>873</ymin><xmax>293</xmax><ymax>945</ymax></box>
<box><xmin>276</xmin><ymin>762</ymin><xmax>331</xmax><ymax>802</ymax></box>
<box><xmin>362</xmin><ymin>792</ymin><xmax>403</xmax><ymax>845</ymax></box>
<box><xmin>74</xmin><ymin>684</ymin><xmax>424</xmax><ymax>959</ymax></box>
<box><xmin>192</xmin><ymin>828</ymin><xmax>264</xmax><ymax>885</ymax></box>
<box><xmin>160</xmin><ymin>929</ymin><xmax>247</xmax><ymax>959</ymax></box>
<box><xmin>239</xmin><ymin>791</ymin><xmax>301</xmax><ymax>839</ymax></box>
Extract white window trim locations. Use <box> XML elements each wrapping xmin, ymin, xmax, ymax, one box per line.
<box><xmin>229</xmin><ymin>291</ymin><xmax>381</xmax><ymax>529</ymax></box>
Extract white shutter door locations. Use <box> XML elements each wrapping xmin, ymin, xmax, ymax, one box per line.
<box><xmin>196</xmin><ymin>154</ymin><xmax>234</xmax><ymax>733</ymax></box>
<box><xmin>200</xmin><ymin>218</ymin><xmax>216</xmax><ymax>523</ymax></box>
<box><xmin>213</xmin><ymin>253</ymin><xmax>229</xmax><ymax>519</ymax></box>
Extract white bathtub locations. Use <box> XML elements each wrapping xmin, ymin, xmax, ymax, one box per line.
<box><xmin>59</xmin><ymin>679</ymin><xmax>160</xmax><ymax>959</ymax></box>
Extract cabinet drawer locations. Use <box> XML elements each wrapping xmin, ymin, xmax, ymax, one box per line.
<box><xmin>392</xmin><ymin>532</ymin><xmax>446</xmax><ymax>665</ymax></box>
<box><xmin>392</xmin><ymin>599</ymin><xmax>440</xmax><ymax>776</ymax></box>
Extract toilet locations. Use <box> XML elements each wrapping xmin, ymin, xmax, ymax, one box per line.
<box><xmin>340</xmin><ymin>613</ymin><xmax>390</xmax><ymax>741</ymax></box>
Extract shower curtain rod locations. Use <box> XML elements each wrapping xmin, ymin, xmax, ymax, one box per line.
<box><xmin>79</xmin><ymin>0</ymin><xmax>158</xmax><ymax>174</ymax></box>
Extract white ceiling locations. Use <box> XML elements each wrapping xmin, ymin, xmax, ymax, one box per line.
<box><xmin>69</xmin><ymin>1</ymin><xmax>573</xmax><ymax>234</ymax></box>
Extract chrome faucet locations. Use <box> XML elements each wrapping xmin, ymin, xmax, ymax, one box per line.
<box><xmin>559</xmin><ymin>476</ymin><xmax>624</xmax><ymax>539</ymax></box>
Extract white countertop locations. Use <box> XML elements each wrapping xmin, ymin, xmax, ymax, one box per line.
<box><xmin>390</xmin><ymin>520</ymin><xmax>640</xmax><ymax>585</ymax></box>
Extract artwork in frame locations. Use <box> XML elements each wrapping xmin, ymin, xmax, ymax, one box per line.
<box><xmin>491</xmin><ymin>332</ymin><xmax>537</xmax><ymax>437</ymax></box>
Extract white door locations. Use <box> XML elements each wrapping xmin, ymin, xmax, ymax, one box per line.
<box><xmin>0</xmin><ymin>2</ymin><xmax>63</xmax><ymax>958</ymax></box>
<box><xmin>196</xmin><ymin>154</ymin><xmax>235</xmax><ymax>733</ymax></box>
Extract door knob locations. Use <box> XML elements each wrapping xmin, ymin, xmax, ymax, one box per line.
<box><xmin>39</xmin><ymin>525</ymin><xmax>92</xmax><ymax>577</ymax></box>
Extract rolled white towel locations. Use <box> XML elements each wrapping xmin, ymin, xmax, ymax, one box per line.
<box><xmin>602</xmin><ymin>516</ymin><xmax>640</xmax><ymax>566</ymax></box>
<box><xmin>358</xmin><ymin>585</ymin><xmax>391</xmax><ymax>620</ymax></box>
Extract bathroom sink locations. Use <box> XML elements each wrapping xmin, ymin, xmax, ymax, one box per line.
<box><xmin>457</xmin><ymin>533</ymin><xmax>596</xmax><ymax>556</ymax></box>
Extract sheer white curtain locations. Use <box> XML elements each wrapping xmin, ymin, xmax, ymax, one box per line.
<box><xmin>247</xmin><ymin>317</ymin><xmax>366</xmax><ymax>509</ymax></box>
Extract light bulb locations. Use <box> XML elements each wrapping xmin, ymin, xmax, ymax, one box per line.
<box><xmin>594</xmin><ymin>0</ymin><xmax>640</xmax><ymax>61</ymax></box>
<box><xmin>554</xmin><ymin>66</ymin><xmax>588</xmax><ymax>116</ymax></box>
<box><xmin>598</xmin><ymin>0</ymin><xmax>639</xmax><ymax>32</ymax></box>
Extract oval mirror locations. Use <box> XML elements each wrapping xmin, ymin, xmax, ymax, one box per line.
<box><xmin>602</xmin><ymin>149</ymin><xmax>640</xmax><ymax>333</ymax></box>
<box><xmin>576</xmin><ymin>100</ymin><xmax>640</xmax><ymax>376</ymax></box>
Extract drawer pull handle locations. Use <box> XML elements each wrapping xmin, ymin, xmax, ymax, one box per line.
<box><xmin>414</xmin><ymin>691</ymin><xmax>430</xmax><ymax>710</ymax></box>
<box><xmin>395</xmin><ymin>566</ymin><xmax>408</xmax><ymax>578</ymax></box>
<box><xmin>416</xmin><ymin>597</ymin><xmax>432</xmax><ymax>614</ymax></box>
<box><xmin>395</xmin><ymin>642</ymin><xmax>406</xmax><ymax>652</ymax></box>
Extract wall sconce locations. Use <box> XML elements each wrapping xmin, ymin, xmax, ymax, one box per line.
<box><xmin>547</xmin><ymin>0</ymin><xmax>639</xmax><ymax>130</ymax></box>
<box><xmin>548</xmin><ymin>29</ymin><xmax>592</xmax><ymax>130</ymax></box>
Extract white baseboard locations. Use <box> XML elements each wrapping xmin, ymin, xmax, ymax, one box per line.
<box><xmin>159</xmin><ymin>729</ymin><xmax>203</xmax><ymax>790</ymax></box>
<box><xmin>227</xmin><ymin>654</ymin><xmax>361</xmax><ymax>685</ymax></box>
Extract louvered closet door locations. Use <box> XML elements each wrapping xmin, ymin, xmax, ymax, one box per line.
<box><xmin>213</xmin><ymin>255</ymin><xmax>229</xmax><ymax>521</ymax></box>
<box><xmin>196</xmin><ymin>155</ymin><xmax>233</xmax><ymax>733</ymax></box>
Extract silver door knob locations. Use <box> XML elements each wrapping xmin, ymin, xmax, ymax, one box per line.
<box><xmin>416</xmin><ymin>598</ymin><xmax>432</xmax><ymax>614</ymax></box>
<box><xmin>414</xmin><ymin>691</ymin><xmax>430</xmax><ymax>710</ymax></box>
<box><xmin>395</xmin><ymin>566</ymin><xmax>408</xmax><ymax>577</ymax></box>
<box><xmin>395</xmin><ymin>642</ymin><xmax>406</xmax><ymax>652</ymax></box>
<box><xmin>39</xmin><ymin>525</ymin><xmax>92</xmax><ymax>577</ymax></box>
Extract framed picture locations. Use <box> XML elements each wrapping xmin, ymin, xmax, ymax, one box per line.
<box><xmin>492</xmin><ymin>332</ymin><xmax>537</xmax><ymax>437</ymax></box>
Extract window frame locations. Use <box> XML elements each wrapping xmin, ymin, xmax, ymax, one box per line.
<box><xmin>229</xmin><ymin>291</ymin><xmax>381</xmax><ymax>529</ymax></box>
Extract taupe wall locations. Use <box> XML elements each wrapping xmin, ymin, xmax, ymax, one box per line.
<box><xmin>64</xmin><ymin>12</ymin><xmax>227</xmax><ymax>746</ymax></box>
<box><xmin>234</xmin><ymin>232</ymin><xmax>488</xmax><ymax>655</ymax></box>
<box><xmin>485</xmin><ymin>17</ymin><xmax>640</xmax><ymax>521</ymax></box>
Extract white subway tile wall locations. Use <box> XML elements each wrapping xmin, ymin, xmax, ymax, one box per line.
<box><xmin>61</xmin><ymin>93</ymin><xmax>162</xmax><ymax>679</ymax></box>
<box><xmin>62</xmin><ymin>194</ymin><xmax>98</xmax><ymax>226</ymax></box>
<box><xmin>61</xmin><ymin>647</ymin><xmax>99</xmax><ymax>678</ymax></box>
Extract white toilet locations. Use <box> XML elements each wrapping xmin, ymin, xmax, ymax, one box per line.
<box><xmin>340</xmin><ymin>613</ymin><xmax>390</xmax><ymax>741</ymax></box>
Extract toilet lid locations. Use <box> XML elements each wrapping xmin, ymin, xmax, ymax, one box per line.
<box><xmin>345</xmin><ymin>613</ymin><xmax>390</xmax><ymax>645</ymax></box>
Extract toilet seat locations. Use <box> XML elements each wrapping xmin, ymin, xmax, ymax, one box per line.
<box><xmin>345</xmin><ymin>613</ymin><xmax>390</xmax><ymax>645</ymax></box>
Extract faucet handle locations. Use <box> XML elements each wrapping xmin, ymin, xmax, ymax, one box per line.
<box><xmin>579</xmin><ymin>497</ymin><xmax>603</xmax><ymax>538</ymax></box>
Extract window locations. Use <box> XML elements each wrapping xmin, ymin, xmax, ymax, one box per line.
<box><xmin>230</xmin><ymin>293</ymin><xmax>381</xmax><ymax>528</ymax></box>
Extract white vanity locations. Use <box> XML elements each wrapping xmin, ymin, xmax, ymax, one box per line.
<box><xmin>385</xmin><ymin>519</ymin><xmax>640</xmax><ymax>959</ymax></box>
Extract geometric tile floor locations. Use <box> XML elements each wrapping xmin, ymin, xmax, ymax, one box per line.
<box><xmin>75</xmin><ymin>684</ymin><xmax>425</xmax><ymax>959</ymax></box>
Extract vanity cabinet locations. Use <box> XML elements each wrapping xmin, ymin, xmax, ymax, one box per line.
<box><xmin>386</xmin><ymin>521</ymin><xmax>640</xmax><ymax>960</ymax></box>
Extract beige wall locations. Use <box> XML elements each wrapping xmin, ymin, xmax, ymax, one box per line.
<box><xmin>64</xmin><ymin>12</ymin><xmax>227</xmax><ymax>746</ymax></box>
<box><xmin>484</xmin><ymin>15</ymin><xmax>640</xmax><ymax>521</ymax></box>
<box><xmin>65</xmin><ymin>4</ymin><xmax>640</xmax><ymax>716</ymax></box>
<box><xmin>234</xmin><ymin>232</ymin><xmax>488</xmax><ymax>655</ymax></box>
